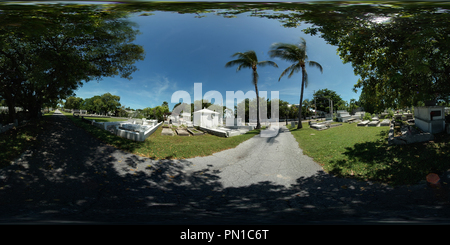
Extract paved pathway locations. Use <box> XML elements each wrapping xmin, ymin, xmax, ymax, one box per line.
<box><xmin>0</xmin><ymin>110</ymin><xmax>450</xmax><ymax>224</ymax></box>
<box><xmin>185</xmin><ymin>125</ymin><xmax>323</xmax><ymax>188</ymax></box>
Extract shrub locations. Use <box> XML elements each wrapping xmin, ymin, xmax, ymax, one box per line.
<box><xmin>363</xmin><ymin>112</ymin><xmax>372</xmax><ymax>121</ymax></box>
<box><xmin>387</xmin><ymin>109</ymin><xmax>394</xmax><ymax>119</ymax></box>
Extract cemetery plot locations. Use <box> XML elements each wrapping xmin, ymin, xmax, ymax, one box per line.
<box><xmin>78</xmin><ymin>116</ymin><xmax>163</xmax><ymax>141</ymax></box>
<box><xmin>187</xmin><ymin>127</ymin><xmax>204</xmax><ymax>136</ymax></box>
<box><xmin>329</xmin><ymin>123</ymin><xmax>342</xmax><ymax>128</ymax></box>
<box><xmin>357</xmin><ymin>120</ymin><xmax>370</xmax><ymax>127</ymax></box>
<box><xmin>114</xmin><ymin>122</ymin><xmax>163</xmax><ymax>141</ymax></box>
<box><xmin>176</xmin><ymin>128</ymin><xmax>190</xmax><ymax>136</ymax></box>
<box><xmin>161</xmin><ymin>127</ymin><xmax>174</xmax><ymax>136</ymax></box>
<box><xmin>380</xmin><ymin>119</ymin><xmax>391</xmax><ymax>126</ymax></box>
<box><xmin>310</xmin><ymin>121</ymin><xmax>330</xmax><ymax>130</ymax></box>
<box><xmin>414</xmin><ymin>106</ymin><xmax>445</xmax><ymax>134</ymax></box>
<box><xmin>389</xmin><ymin>123</ymin><xmax>434</xmax><ymax>145</ymax></box>
<box><xmin>336</xmin><ymin>110</ymin><xmax>352</xmax><ymax>122</ymax></box>
<box><xmin>368</xmin><ymin>120</ymin><xmax>380</xmax><ymax>127</ymax></box>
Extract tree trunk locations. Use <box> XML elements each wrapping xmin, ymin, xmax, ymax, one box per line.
<box><xmin>255</xmin><ymin>84</ymin><xmax>261</xmax><ymax>130</ymax></box>
<box><xmin>6</xmin><ymin>100</ymin><xmax>17</xmax><ymax>124</ymax></box>
<box><xmin>297</xmin><ymin>68</ymin><xmax>305</xmax><ymax>129</ymax></box>
<box><xmin>253</xmin><ymin>69</ymin><xmax>261</xmax><ymax>129</ymax></box>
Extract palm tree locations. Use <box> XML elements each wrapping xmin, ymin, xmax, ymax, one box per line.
<box><xmin>269</xmin><ymin>37</ymin><xmax>323</xmax><ymax>129</ymax></box>
<box><xmin>225</xmin><ymin>50</ymin><xmax>278</xmax><ymax>129</ymax></box>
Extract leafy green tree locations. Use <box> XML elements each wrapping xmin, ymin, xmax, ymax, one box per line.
<box><xmin>80</xmin><ymin>93</ymin><xmax>121</xmax><ymax>115</ymax></box>
<box><xmin>269</xmin><ymin>37</ymin><xmax>323</xmax><ymax>129</ymax></box>
<box><xmin>64</xmin><ymin>96</ymin><xmax>84</xmax><ymax>110</ymax></box>
<box><xmin>142</xmin><ymin>107</ymin><xmax>154</xmax><ymax>118</ymax></box>
<box><xmin>81</xmin><ymin>96</ymin><xmax>100</xmax><ymax>114</ymax></box>
<box><xmin>348</xmin><ymin>99</ymin><xmax>358</xmax><ymax>114</ymax></box>
<box><xmin>0</xmin><ymin>4</ymin><xmax>144</xmax><ymax>123</ymax></box>
<box><xmin>117</xmin><ymin>105</ymin><xmax>129</xmax><ymax>118</ymax></box>
<box><xmin>312</xmin><ymin>89</ymin><xmax>344</xmax><ymax>114</ymax></box>
<box><xmin>100</xmin><ymin>93</ymin><xmax>121</xmax><ymax>116</ymax></box>
<box><xmin>302</xmin><ymin>99</ymin><xmax>314</xmax><ymax>118</ymax></box>
<box><xmin>225</xmin><ymin>50</ymin><xmax>278</xmax><ymax>129</ymax></box>
<box><xmin>298</xmin><ymin>4</ymin><xmax>450</xmax><ymax>108</ymax></box>
<box><xmin>277</xmin><ymin>99</ymin><xmax>290</xmax><ymax>121</ymax></box>
<box><xmin>288</xmin><ymin>105</ymin><xmax>299</xmax><ymax>120</ymax></box>
<box><xmin>153</xmin><ymin>105</ymin><xmax>169</xmax><ymax>122</ymax></box>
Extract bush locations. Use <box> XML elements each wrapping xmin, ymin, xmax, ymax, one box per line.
<box><xmin>363</xmin><ymin>112</ymin><xmax>372</xmax><ymax>121</ymax></box>
<box><xmin>387</xmin><ymin>109</ymin><xmax>394</xmax><ymax>119</ymax></box>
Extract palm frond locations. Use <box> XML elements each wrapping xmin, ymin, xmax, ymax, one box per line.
<box><xmin>298</xmin><ymin>37</ymin><xmax>307</xmax><ymax>51</ymax></box>
<box><xmin>269</xmin><ymin>43</ymin><xmax>306</xmax><ymax>62</ymax></box>
<box><xmin>308</xmin><ymin>60</ymin><xmax>323</xmax><ymax>73</ymax></box>
<box><xmin>288</xmin><ymin>63</ymin><xmax>302</xmax><ymax>79</ymax></box>
<box><xmin>225</xmin><ymin>58</ymin><xmax>246</xmax><ymax>68</ymax></box>
<box><xmin>257</xmin><ymin>60</ymin><xmax>278</xmax><ymax>68</ymax></box>
<box><xmin>244</xmin><ymin>50</ymin><xmax>258</xmax><ymax>62</ymax></box>
<box><xmin>269</xmin><ymin>43</ymin><xmax>302</xmax><ymax>63</ymax></box>
<box><xmin>278</xmin><ymin>63</ymin><xmax>296</xmax><ymax>81</ymax></box>
<box><xmin>230</xmin><ymin>52</ymin><xmax>246</xmax><ymax>58</ymax></box>
<box><xmin>237</xmin><ymin>63</ymin><xmax>251</xmax><ymax>72</ymax></box>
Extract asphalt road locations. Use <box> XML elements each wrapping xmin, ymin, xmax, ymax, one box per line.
<box><xmin>1</xmin><ymin>110</ymin><xmax>450</xmax><ymax>225</ymax></box>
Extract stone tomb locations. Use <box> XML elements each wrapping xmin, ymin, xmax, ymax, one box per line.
<box><xmin>379</xmin><ymin>113</ymin><xmax>388</xmax><ymax>119</ymax></box>
<box><xmin>389</xmin><ymin>124</ymin><xmax>434</xmax><ymax>145</ymax></box>
<box><xmin>380</xmin><ymin>119</ymin><xmax>391</xmax><ymax>126</ymax></box>
<box><xmin>414</xmin><ymin>106</ymin><xmax>445</xmax><ymax>134</ymax></box>
<box><xmin>404</xmin><ymin>113</ymin><xmax>414</xmax><ymax>120</ymax></box>
<box><xmin>336</xmin><ymin>110</ymin><xmax>352</xmax><ymax>122</ymax></box>
<box><xmin>310</xmin><ymin>121</ymin><xmax>331</xmax><ymax>130</ymax></box>
<box><xmin>368</xmin><ymin>120</ymin><xmax>380</xmax><ymax>126</ymax></box>
<box><xmin>357</xmin><ymin>120</ymin><xmax>370</xmax><ymax>127</ymax></box>
<box><xmin>112</xmin><ymin>122</ymin><xmax>163</xmax><ymax>141</ymax></box>
<box><xmin>352</xmin><ymin>111</ymin><xmax>365</xmax><ymax>120</ymax></box>
<box><xmin>175</xmin><ymin>127</ymin><xmax>190</xmax><ymax>136</ymax></box>
<box><xmin>161</xmin><ymin>123</ymin><xmax>174</xmax><ymax>136</ymax></box>
<box><xmin>186</xmin><ymin>127</ymin><xmax>204</xmax><ymax>136</ymax></box>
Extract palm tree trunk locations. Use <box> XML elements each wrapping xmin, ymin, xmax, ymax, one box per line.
<box><xmin>297</xmin><ymin>68</ymin><xmax>305</xmax><ymax>129</ymax></box>
<box><xmin>253</xmin><ymin>71</ymin><xmax>261</xmax><ymax>130</ymax></box>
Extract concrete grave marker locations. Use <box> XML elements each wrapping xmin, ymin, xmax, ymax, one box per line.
<box><xmin>357</xmin><ymin>120</ymin><xmax>370</xmax><ymax>127</ymax></box>
<box><xmin>368</xmin><ymin>120</ymin><xmax>380</xmax><ymax>126</ymax></box>
<box><xmin>380</xmin><ymin>119</ymin><xmax>390</xmax><ymax>126</ymax></box>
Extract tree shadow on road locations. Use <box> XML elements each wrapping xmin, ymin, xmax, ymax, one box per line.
<box><xmin>1</xmin><ymin>114</ymin><xmax>449</xmax><ymax>224</ymax></box>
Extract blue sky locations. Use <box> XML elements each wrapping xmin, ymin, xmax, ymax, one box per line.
<box><xmin>74</xmin><ymin>8</ymin><xmax>362</xmax><ymax>111</ymax></box>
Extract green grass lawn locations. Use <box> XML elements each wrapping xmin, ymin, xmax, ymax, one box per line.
<box><xmin>288</xmin><ymin>122</ymin><xmax>450</xmax><ymax>186</ymax></box>
<box><xmin>0</xmin><ymin>112</ymin><xmax>54</xmax><ymax>169</ymax></box>
<box><xmin>62</xmin><ymin>112</ymin><xmax>261</xmax><ymax>160</ymax></box>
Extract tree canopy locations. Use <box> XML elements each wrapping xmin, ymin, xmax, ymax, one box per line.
<box><xmin>66</xmin><ymin>93</ymin><xmax>122</xmax><ymax>115</ymax></box>
<box><xmin>3</xmin><ymin>1</ymin><xmax>448</xmax><ymax>124</ymax></box>
<box><xmin>64</xmin><ymin>96</ymin><xmax>84</xmax><ymax>110</ymax></box>
<box><xmin>0</xmin><ymin>4</ymin><xmax>144</xmax><ymax>122</ymax></box>
<box><xmin>312</xmin><ymin>89</ymin><xmax>345</xmax><ymax>114</ymax></box>
<box><xmin>261</xmin><ymin>3</ymin><xmax>450</xmax><ymax>108</ymax></box>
